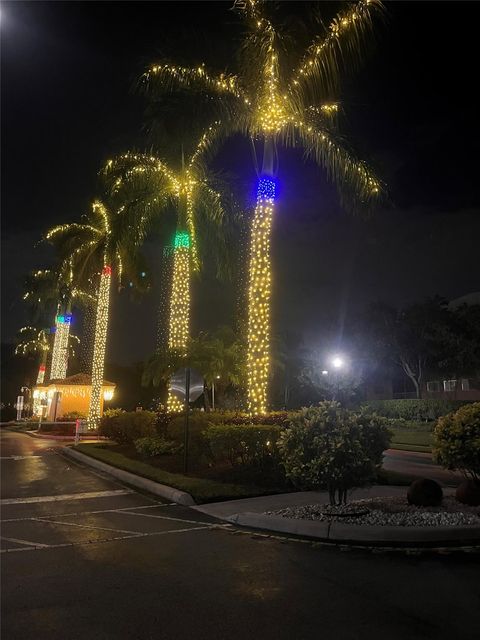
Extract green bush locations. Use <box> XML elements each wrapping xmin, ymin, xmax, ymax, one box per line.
<box><xmin>134</xmin><ymin>435</ymin><xmax>182</xmax><ymax>457</ymax></box>
<box><xmin>57</xmin><ymin>411</ymin><xmax>85</xmax><ymax>421</ymax></box>
<box><xmin>278</xmin><ymin>402</ymin><xmax>391</xmax><ymax>505</ymax></box>
<box><xmin>362</xmin><ymin>399</ymin><xmax>472</xmax><ymax>421</ymax></box>
<box><xmin>103</xmin><ymin>408</ymin><xmax>126</xmax><ymax>418</ymax></box>
<box><xmin>433</xmin><ymin>402</ymin><xmax>480</xmax><ymax>481</ymax></box>
<box><xmin>39</xmin><ymin>422</ymin><xmax>76</xmax><ymax>435</ymax></box>
<box><xmin>99</xmin><ymin>411</ymin><xmax>156</xmax><ymax>444</ymax></box>
<box><xmin>203</xmin><ymin>424</ymin><xmax>283</xmax><ymax>468</ymax></box>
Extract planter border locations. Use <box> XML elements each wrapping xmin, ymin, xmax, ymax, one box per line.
<box><xmin>226</xmin><ymin>512</ymin><xmax>480</xmax><ymax>547</ymax></box>
<box><xmin>62</xmin><ymin>446</ymin><xmax>195</xmax><ymax>506</ymax></box>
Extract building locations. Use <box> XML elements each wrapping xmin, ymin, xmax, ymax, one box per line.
<box><xmin>33</xmin><ymin>373</ymin><xmax>115</xmax><ymax>420</ymax></box>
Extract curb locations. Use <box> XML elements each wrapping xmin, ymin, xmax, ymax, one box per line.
<box><xmin>24</xmin><ymin>430</ymin><xmax>109</xmax><ymax>442</ymax></box>
<box><xmin>226</xmin><ymin>512</ymin><xmax>480</xmax><ymax>547</ymax></box>
<box><xmin>62</xmin><ymin>447</ymin><xmax>195</xmax><ymax>506</ymax></box>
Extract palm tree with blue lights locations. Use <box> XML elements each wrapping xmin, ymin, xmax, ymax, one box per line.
<box><xmin>141</xmin><ymin>0</ymin><xmax>385</xmax><ymax>414</ymax></box>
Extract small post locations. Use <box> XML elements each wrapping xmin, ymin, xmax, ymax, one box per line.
<box><xmin>183</xmin><ymin>368</ymin><xmax>191</xmax><ymax>474</ymax></box>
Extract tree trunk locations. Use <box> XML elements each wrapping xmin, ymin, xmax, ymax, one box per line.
<box><xmin>87</xmin><ymin>265</ymin><xmax>112</xmax><ymax>429</ymax></box>
<box><xmin>167</xmin><ymin>222</ymin><xmax>191</xmax><ymax>413</ymax></box>
<box><xmin>246</xmin><ymin>136</ymin><xmax>277</xmax><ymax>415</ymax></box>
<box><xmin>50</xmin><ymin>302</ymin><xmax>72</xmax><ymax>380</ymax></box>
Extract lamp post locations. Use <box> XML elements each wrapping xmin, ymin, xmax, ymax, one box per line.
<box><xmin>330</xmin><ymin>355</ymin><xmax>345</xmax><ymax>401</ymax></box>
<box><xmin>212</xmin><ymin>375</ymin><xmax>220</xmax><ymax>411</ymax></box>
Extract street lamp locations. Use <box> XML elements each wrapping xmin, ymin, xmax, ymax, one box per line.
<box><xmin>212</xmin><ymin>375</ymin><xmax>220</xmax><ymax>411</ymax></box>
<box><xmin>329</xmin><ymin>355</ymin><xmax>346</xmax><ymax>401</ymax></box>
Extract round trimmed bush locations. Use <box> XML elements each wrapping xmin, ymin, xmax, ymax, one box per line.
<box><xmin>407</xmin><ymin>478</ymin><xmax>443</xmax><ymax>507</ymax></box>
<box><xmin>456</xmin><ymin>479</ymin><xmax>480</xmax><ymax>506</ymax></box>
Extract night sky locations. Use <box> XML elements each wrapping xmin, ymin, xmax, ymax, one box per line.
<box><xmin>2</xmin><ymin>1</ymin><xmax>480</xmax><ymax>367</ymax></box>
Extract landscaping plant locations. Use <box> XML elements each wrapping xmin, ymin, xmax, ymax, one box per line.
<box><xmin>278</xmin><ymin>401</ymin><xmax>391</xmax><ymax>505</ymax></box>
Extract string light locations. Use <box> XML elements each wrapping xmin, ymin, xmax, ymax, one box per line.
<box><xmin>247</xmin><ymin>177</ymin><xmax>275</xmax><ymax>415</ymax></box>
<box><xmin>50</xmin><ymin>313</ymin><xmax>72</xmax><ymax>380</ymax></box>
<box><xmin>87</xmin><ymin>264</ymin><xmax>111</xmax><ymax>429</ymax></box>
<box><xmin>167</xmin><ymin>231</ymin><xmax>190</xmax><ymax>413</ymax></box>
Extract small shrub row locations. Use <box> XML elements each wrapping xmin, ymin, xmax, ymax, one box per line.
<box><xmin>202</xmin><ymin>424</ymin><xmax>283</xmax><ymax>468</ymax></box>
<box><xmin>134</xmin><ymin>435</ymin><xmax>182</xmax><ymax>457</ymax></box>
<box><xmin>99</xmin><ymin>410</ymin><xmax>156</xmax><ymax>444</ymax></box>
<box><xmin>362</xmin><ymin>399</ymin><xmax>472</xmax><ymax>421</ymax></box>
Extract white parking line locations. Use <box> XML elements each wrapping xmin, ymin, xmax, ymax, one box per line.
<box><xmin>1</xmin><ymin>536</ymin><xmax>50</xmax><ymax>548</ymax></box>
<box><xmin>3</xmin><ymin>503</ymin><xmax>175</xmax><ymax>523</ymax></box>
<box><xmin>1</xmin><ymin>489</ymin><xmax>133</xmax><ymax>505</ymax></box>
<box><xmin>1</xmin><ymin>525</ymin><xmax>212</xmax><ymax>554</ymax></box>
<box><xmin>0</xmin><ymin>455</ymin><xmax>43</xmax><ymax>460</ymax></box>
<box><xmin>31</xmin><ymin>517</ymin><xmax>144</xmax><ymax>536</ymax></box>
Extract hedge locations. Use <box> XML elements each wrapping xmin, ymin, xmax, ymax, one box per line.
<box><xmin>362</xmin><ymin>399</ymin><xmax>472</xmax><ymax>421</ymax></box>
<box><xmin>202</xmin><ymin>424</ymin><xmax>283</xmax><ymax>468</ymax></box>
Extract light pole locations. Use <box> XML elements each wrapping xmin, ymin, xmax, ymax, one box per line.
<box><xmin>212</xmin><ymin>375</ymin><xmax>220</xmax><ymax>411</ymax></box>
<box><xmin>330</xmin><ymin>355</ymin><xmax>345</xmax><ymax>401</ymax></box>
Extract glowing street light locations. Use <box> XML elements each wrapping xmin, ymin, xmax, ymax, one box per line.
<box><xmin>331</xmin><ymin>356</ymin><xmax>344</xmax><ymax>369</ymax></box>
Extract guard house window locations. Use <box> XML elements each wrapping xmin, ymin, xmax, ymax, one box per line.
<box><xmin>443</xmin><ymin>380</ymin><xmax>457</xmax><ymax>392</ymax></box>
<box><xmin>427</xmin><ymin>381</ymin><xmax>441</xmax><ymax>392</ymax></box>
<box><xmin>461</xmin><ymin>379</ymin><xmax>470</xmax><ymax>391</ymax></box>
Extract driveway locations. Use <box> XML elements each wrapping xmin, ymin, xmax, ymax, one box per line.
<box><xmin>2</xmin><ymin>429</ymin><xmax>479</xmax><ymax>640</ymax></box>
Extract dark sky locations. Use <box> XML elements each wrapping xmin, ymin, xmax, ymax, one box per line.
<box><xmin>2</xmin><ymin>1</ymin><xmax>480</xmax><ymax>366</ymax></box>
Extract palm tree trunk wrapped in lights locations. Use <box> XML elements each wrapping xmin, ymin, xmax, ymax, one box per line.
<box><xmin>50</xmin><ymin>312</ymin><xmax>72</xmax><ymax>379</ymax></box>
<box><xmin>87</xmin><ymin>264</ymin><xmax>112</xmax><ymax>428</ymax></box>
<box><xmin>166</xmin><ymin>230</ymin><xmax>191</xmax><ymax>412</ymax></box>
<box><xmin>247</xmin><ymin>175</ymin><xmax>275</xmax><ymax>414</ymax></box>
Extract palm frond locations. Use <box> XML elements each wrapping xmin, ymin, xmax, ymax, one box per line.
<box><xmin>281</xmin><ymin>120</ymin><xmax>384</xmax><ymax>214</ymax></box>
<box><xmin>288</xmin><ymin>0</ymin><xmax>385</xmax><ymax>100</ymax></box>
<box><xmin>141</xmin><ymin>61</ymin><xmax>245</xmax><ymax>101</ymax></box>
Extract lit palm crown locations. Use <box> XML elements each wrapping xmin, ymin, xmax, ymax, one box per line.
<box><xmin>45</xmin><ymin>200</ymin><xmax>149</xmax><ymax>291</ymax></box>
<box><xmin>15</xmin><ymin>326</ymin><xmax>79</xmax><ymax>359</ymax></box>
<box><xmin>142</xmin><ymin>0</ymin><xmax>385</xmax><ymax>209</ymax></box>
<box><xmin>103</xmin><ymin>121</ymin><xmax>229</xmax><ymax>273</ymax></box>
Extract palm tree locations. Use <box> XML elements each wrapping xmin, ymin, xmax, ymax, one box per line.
<box><xmin>46</xmin><ymin>200</ymin><xmax>148</xmax><ymax>427</ymax></box>
<box><xmin>105</xmin><ymin>123</ymin><xmax>234</xmax><ymax>411</ymax></box>
<box><xmin>189</xmin><ymin>326</ymin><xmax>245</xmax><ymax>410</ymax></box>
<box><xmin>23</xmin><ymin>268</ymin><xmax>94</xmax><ymax>381</ymax></box>
<box><xmin>141</xmin><ymin>0</ymin><xmax>385</xmax><ymax>414</ymax></box>
<box><xmin>15</xmin><ymin>326</ymin><xmax>80</xmax><ymax>384</ymax></box>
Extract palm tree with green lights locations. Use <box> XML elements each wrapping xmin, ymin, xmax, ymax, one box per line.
<box><xmin>105</xmin><ymin>123</ymin><xmax>236</xmax><ymax>411</ymax></box>
<box><xmin>141</xmin><ymin>0</ymin><xmax>385</xmax><ymax>414</ymax></box>
<box><xmin>46</xmin><ymin>199</ymin><xmax>149</xmax><ymax>427</ymax></box>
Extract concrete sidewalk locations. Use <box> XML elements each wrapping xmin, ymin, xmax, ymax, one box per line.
<box><xmin>192</xmin><ymin>485</ymin><xmax>455</xmax><ymax>520</ymax></box>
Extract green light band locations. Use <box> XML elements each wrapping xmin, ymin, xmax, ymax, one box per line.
<box><xmin>174</xmin><ymin>231</ymin><xmax>190</xmax><ymax>249</ymax></box>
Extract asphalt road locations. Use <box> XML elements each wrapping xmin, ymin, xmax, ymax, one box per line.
<box><xmin>2</xmin><ymin>429</ymin><xmax>480</xmax><ymax>640</ymax></box>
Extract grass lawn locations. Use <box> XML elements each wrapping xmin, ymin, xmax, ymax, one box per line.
<box><xmin>389</xmin><ymin>428</ymin><xmax>433</xmax><ymax>453</ymax></box>
<box><xmin>74</xmin><ymin>443</ymin><xmax>285</xmax><ymax>504</ymax></box>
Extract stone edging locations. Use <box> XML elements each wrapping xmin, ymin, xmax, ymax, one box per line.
<box><xmin>225</xmin><ymin>512</ymin><xmax>480</xmax><ymax>546</ymax></box>
<box><xmin>62</xmin><ymin>446</ymin><xmax>195</xmax><ymax>506</ymax></box>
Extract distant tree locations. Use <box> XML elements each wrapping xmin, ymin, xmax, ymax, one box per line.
<box><xmin>365</xmin><ymin>297</ymin><xmax>480</xmax><ymax>398</ymax></box>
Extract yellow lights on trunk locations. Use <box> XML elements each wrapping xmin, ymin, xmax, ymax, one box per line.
<box><xmin>87</xmin><ymin>265</ymin><xmax>111</xmax><ymax>429</ymax></box>
<box><xmin>50</xmin><ymin>314</ymin><xmax>72</xmax><ymax>380</ymax></box>
<box><xmin>247</xmin><ymin>178</ymin><xmax>275</xmax><ymax>415</ymax></box>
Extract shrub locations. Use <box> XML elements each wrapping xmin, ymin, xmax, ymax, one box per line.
<box><xmin>456</xmin><ymin>479</ymin><xmax>480</xmax><ymax>506</ymax></box>
<box><xmin>278</xmin><ymin>402</ymin><xmax>391</xmax><ymax>505</ymax></box>
<box><xmin>57</xmin><ymin>411</ymin><xmax>86</xmax><ymax>421</ymax></box>
<box><xmin>407</xmin><ymin>478</ymin><xmax>443</xmax><ymax>507</ymax></box>
<box><xmin>103</xmin><ymin>408</ymin><xmax>126</xmax><ymax>418</ymax></box>
<box><xmin>134</xmin><ymin>435</ymin><xmax>182</xmax><ymax>457</ymax></box>
<box><xmin>99</xmin><ymin>410</ymin><xmax>156</xmax><ymax>444</ymax></box>
<box><xmin>433</xmin><ymin>402</ymin><xmax>480</xmax><ymax>482</ymax></box>
<box><xmin>362</xmin><ymin>399</ymin><xmax>472</xmax><ymax>422</ymax></box>
<box><xmin>203</xmin><ymin>424</ymin><xmax>283</xmax><ymax>468</ymax></box>
<box><xmin>39</xmin><ymin>422</ymin><xmax>76</xmax><ymax>435</ymax></box>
